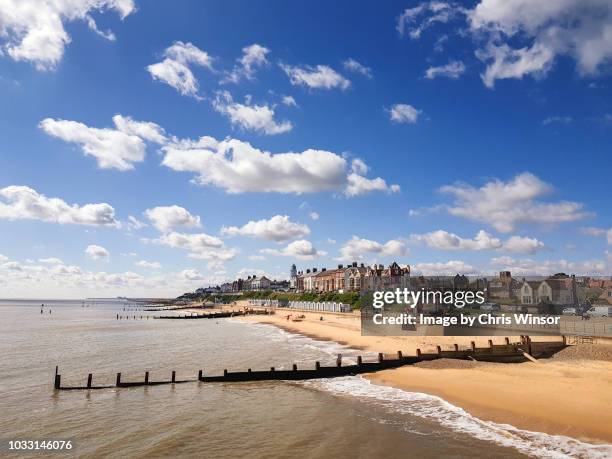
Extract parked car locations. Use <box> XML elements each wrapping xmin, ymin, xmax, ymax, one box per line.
<box><xmin>585</xmin><ymin>306</ymin><xmax>612</xmax><ymax>317</ymax></box>
<box><xmin>562</xmin><ymin>307</ymin><xmax>577</xmax><ymax>316</ymax></box>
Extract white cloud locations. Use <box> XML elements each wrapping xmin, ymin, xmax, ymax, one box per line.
<box><xmin>38</xmin><ymin>257</ymin><xmax>63</xmax><ymax>264</ymax></box>
<box><xmin>470</xmin><ymin>0</ymin><xmax>612</xmax><ymax>87</ymax></box>
<box><xmin>337</xmin><ymin>236</ymin><xmax>407</xmax><ymax>262</ymax></box>
<box><xmin>212</xmin><ymin>91</ymin><xmax>293</xmax><ymax>135</ymax></box>
<box><xmin>85</xmin><ymin>244</ymin><xmax>109</xmax><ymax>260</ymax></box>
<box><xmin>490</xmin><ymin>256</ymin><xmax>607</xmax><ymax>276</ymax></box>
<box><xmin>161</xmin><ymin>136</ymin><xmax>394</xmax><ymax>197</ymax></box>
<box><xmin>389</xmin><ymin>104</ymin><xmax>421</xmax><ymax>124</ymax></box>
<box><xmin>280</xmin><ymin>63</ymin><xmax>350</xmax><ymax>90</ymax></box>
<box><xmin>248</xmin><ymin>255</ymin><xmax>266</xmax><ymax>261</ymax></box>
<box><xmin>0</xmin><ymin>185</ymin><xmax>119</xmax><ymax>227</ymax></box>
<box><xmin>343</xmin><ymin>58</ymin><xmax>372</xmax><ymax>78</ymax></box>
<box><xmin>221</xmin><ymin>215</ymin><xmax>310</xmax><ymax>242</ymax></box>
<box><xmin>345</xmin><ymin>174</ymin><xmax>400</xmax><ymax>197</ymax></box>
<box><xmin>282</xmin><ymin>95</ymin><xmax>298</xmax><ymax>107</ymax></box>
<box><xmin>40</xmin><ymin>115</ymin><xmax>165</xmax><ymax>171</ymax></box>
<box><xmin>135</xmin><ymin>260</ymin><xmax>162</xmax><ymax>269</ymax></box>
<box><xmin>309</xmin><ymin>212</ymin><xmax>319</xmax><ymax>221</ymax></box>
<box><xmin>397</xmin><ymin>1</ymin><xmax>462</xmax><ymax>39</ymax></box>
<box><xmin>126</xmin><ymin>215</ymin><xmax>147</xmax><ymax>231</ymax></box>
<box><xmin>580</xmin><ymin>226</ymin><xmax>606</xmax><ymax>236</ymax></box>
<box><xmin>413</xmin><ymin>260</ymin><xmax>475</xmax><ymax>275</ymax></box>
<box><xmin>222</xmin><ymin>43</ymin><xmax>270</xmax><ymax>84</ymax></box>
<box><xmin>144</xmin><ymin>205</ymin><xmax>201</xmax><ymax>233</ymax></box>
<box><xmin>412</xmin><ymin>229</ymin><xmax>545</xmax><ymax>254</ymax></box>
<box><xmin>440</xmin><ymin>172</ymin><xmax>589</xmax><ymax>232</ymax></box>
<box><xmin>0</xmin><ymin>0</ymin><xmax>136</xmax><ymax>70</ymax></box>
<box><xmin>147</xmin><ymin>41</ymin><xmax>214</xmax><ymax>98</ymax></box>
<box><xmin>424</xmin><ymin>60</ymin><xmax>466</xmax><ymax>79</ymax></box>
<box><xmin>542</xmin><ymin>116</ymin><xmax>573</xmax><ymax>126</ymax></box>
<box><xmin>261</xmin><ymin>239</ymin><xmax>327</xmax><ymax>260</ymax></box>
<box><xmin>0</xmin><ymin>254</ymin><xmax>8</xmax><ymax>262</ymax></box>
<box><xmin>608</xmin><ymin>229</ymin><xmax>612</xmax><ymax>245</ymax></box>
<box><xmin>144</xmin><ymin>231</ymin><xmax>237</xmax><ymax>267</ymax></box>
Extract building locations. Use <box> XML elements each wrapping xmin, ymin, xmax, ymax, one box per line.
<box><xmin>520</xmin><ymin>277</ymin><xmax>576</xmax><ymax>306</ymax></box>
<box><xmin>344</xmin><ymin>262</ymin><xmax>368</xmax><ymax>292</ymax></box>
<box><xmin>289</xmin><ymin>264</ymin><xmax>297</xmax><ymax>290</ymax></box>
<box><xmin>488</xmin><ymin>271</ymin><xmax>519</xmax><ymax>299</ymax></box>
<box><xmin>315</xmin><ymin>267</ymin><xmax>346</xmax><ymax>293</ymax></box>
<box><xmin>251</xmin><ymin>276</ymin><xmax>271</xmax><ymax>291</ymax></box>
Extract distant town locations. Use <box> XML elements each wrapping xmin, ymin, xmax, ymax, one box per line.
<box><xmin>186</xmin><ymin>262</ymin><xmax>612</xmax><ymax>311</ymax></box>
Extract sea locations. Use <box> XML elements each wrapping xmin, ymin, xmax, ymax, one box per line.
<box><xmin>0</xmin><ymin>299</ymin><xmax>610</xmax><ymax>459</ymax></box>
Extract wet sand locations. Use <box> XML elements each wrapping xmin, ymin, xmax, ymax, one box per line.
<box><xmin>231</xmin><ymin>304</ymin><xmax>612</xmax><ymax>444</ymax></box>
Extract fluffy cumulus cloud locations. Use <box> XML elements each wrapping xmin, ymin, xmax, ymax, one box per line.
<box><xmin>221</xmin><ymin>215</ymin><xmax>310</xmax><ymax>242</ymax></box>
<box><xmin>85</xmin><ymin>244</ymin><xmax>109</xmax><ymax>260</ymax></box>
<box><xmin>412</xmin><ymin>260</ymin><xmax>475</xmax><ymax>275</ymax></box>
<box><xmin>261</xmin><ymin>239</ymin><xmax>326</xmax><ymax>260</ymax></box>
<box><xmin>144</xmin><ymin>231</ymin><xmax>237</xmax><ymax>267</ymax></box>
<box><xmin>161</xmin><ymin>136</ymin><xmax>395</xmax><ymax>196</ymax></box>
<box><xmin>0</xmin><ymin>185</ymin><xmax>119</xmax><ymax>226</ymax></box>
<box><xmin>40</xmin><ymin>115</ymin><xmax>166</xmax><ymax>171</ymax></box>
<box><xmin>389</xmin><ymin>104</ymin><xmax>421</xmax><ymax>124</ymax></box>
<box><xmin>144</xmin><ymin>205</ymin><xmax>201</xmax><ymax>233</ymax></box>
<box><xmin>222</xmin><ymin>43</ymin><xmax>270</xmax><ymax>84</ymax></box>
<box><xmin>402</xmin><ymin>1</ymin><xmax>612</xmax><ymax>87</ymax></box>
<box><xmin>440</xmin><ymin>172</ymin><xmax>589</xmax><ymax>232</ymax></box>
<box><xmin>412</xmin><ymin>229</ymin><xmax>545</xmax><ymax>254</ymax></box>
<box><xmin>337</xmin><ymin>236</ymin><xmax>407</xmax><ymax>262</ymax></box>
<box><xmin>212</xmin><ymin>91</ymin><xmax>293</xmax><ymax>135</ymax></box>
<box><xmin>424</xmin><ymin>60</ymin><xmax>466</xmax><ymax>79</ymax></box>
<box><xmin>147</xmin><ymin>41</ymin><xmax>214</xmax><ymax>97</ymax></box>
<box><xmin>282</xmin><ymin>95</ymin><xmax>298</xmax><ymax>107</ymax></box>
<box><xmin>0</xmin><ymin>0</ymin><xmax>136</xmax><ymax>70</ymax></box>
<box><xmin>581</xmin><ymin>226</ymin><xmax>612</xmax><ymax>245</ymax></box>
<box><xmin>490</xmin><ymin>256</ymin><xmax>607</xmax><ymax>276</ymax></box>
<box><xmin>343</xmin><ymin>58</ymin><xmax>373</xmax><ymax>78</ymax></box>
<box><xmin>280</xmin><ymin>63</ymin><xmax>350</xmax><ymax>90</ymax></box>
<box><xmin>0</xmin><ymin>254</ymin><xmax>226</xmax><ymax>298</ymax></box>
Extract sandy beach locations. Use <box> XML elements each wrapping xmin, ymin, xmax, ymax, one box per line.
<box><xmin>224</xmin><ymin>303</ymin><xmax>612</xmax><ymax>444</ymax></box>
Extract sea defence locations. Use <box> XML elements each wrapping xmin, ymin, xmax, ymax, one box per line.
<box><xmin>53</xmin><ymin>336</ymin><xmax>566</xmax><ymax>391</ymax></box>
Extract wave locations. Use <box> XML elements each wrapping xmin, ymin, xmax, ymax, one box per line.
<box><xmin>304</xmin><ymin>376</ymin><xmax>612</xmax><ymax>459</ymax></box>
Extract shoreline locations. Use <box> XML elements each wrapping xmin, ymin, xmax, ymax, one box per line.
<box><xmin>228</xmin><ymin>305</ymin><xmax>612</xmax><ymax>444</ymax></box>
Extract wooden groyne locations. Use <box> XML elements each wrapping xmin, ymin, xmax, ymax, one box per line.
<box><xmin>114</xmin><ymin>309</ymin><xmax>272</xmax><ymax>320</ymax></box>
<box><xmin>53</xmin><ymin>336</ymin><xmax>566</xmax><ymax>391</ymax></box>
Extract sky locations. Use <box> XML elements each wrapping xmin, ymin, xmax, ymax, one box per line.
<box><xmin>0</xmin><ymin>0</ymin><xmax>611</xmax><ymax>298</ymax></box>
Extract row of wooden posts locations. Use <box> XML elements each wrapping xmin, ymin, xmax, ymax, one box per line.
<box><xmin>53</xmin><ymin>336</ymin><xmax>566</xmax><ymax>391</ymax></box>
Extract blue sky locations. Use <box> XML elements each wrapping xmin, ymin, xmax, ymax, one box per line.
<box><xmin>0</xmin><ymin>0</ymin><xmax>611</xmax><ymax>298</ymax></box>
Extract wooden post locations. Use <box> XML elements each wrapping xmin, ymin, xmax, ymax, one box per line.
<box><xmin>505</xmin><ymin>337</ymin><xmax>510</xmax><ymax>345</ymax></box>
<box><xmin>336</xmin><ymin>354</ymin><xmax>342</xmax><ymax>367</ymax></box>
<box><xmin>416</xmin><ymin>348</ymin><xmax>421</xmax><ymax>358</ymax></box>
<box><xmin>198</xmin><ymin>370</ymin><xmax>202</xmax><ymax>380</ymax></box>
<box><xmin>171</xmin><ymin>371</ymin><xmax>176</xmax><ymax>383</ymax></box>
<box><xmin>270</xmin><ymin>367</ymin><xmax>275</xmax><ymax>372</ymax></box>
<box><xmin>224</xmin><ymin>369</ymin><xmax>228</xmax><ymax>376</ymax></box>
<box><xmin>54</xmin><ymin>374</ymin><xmax>61</xmax><ymax>390</ymax></box>
<box><xmin>116</xmin><ymin>314</ymin><xmax>119</xmax><ymax>320</ymax></box>
<box><xmin>292</xmin><ymin>364</ymin><xmax>297</xmax><ymax>371</ymax></box>
<box><xmin>87</xmin><ymin>373</ymin><xmax>92</xmax><ymax>388</ymax></box>
<box><xmin>315</xmin><ymin>361</ymin><xmax>320</xmax><ymax>370</ymax></box>
<box><xmin>397</xmin><ymin>351</ymin><xmax>403</xmax><ymax>359</ymax></box>
<box><xmin>357</xmin><ymin>356</ymin><xmax>362</xmax><ymax>365</ymax></box>
<box><xmin>436</xmin><ymin>345</ymin><xmax>442</xmax><ymax>355</ymax></box>
<box><xmin>145</xmin><ymin>371</ymin><xmax>149</xmax><ymax>384</ymax></box>
<box><xmin>248</xmin><ymin>368</ymin><xmax>252</xmax><ymax>372</ymax></box>
<box><xmin>453</xmin><ymin>343</ymin><xmax>459</xmax><ymax>351</ymax></box>
<box><xmin>471</xmin><ymin>341</ymin><xmax>476</xmax><ymax>351</ymax></box>
<box><xmin>116</xmin><ymin>372</ymin><xmax>121</xmax><ymax>386</ymax></box>
<box><xmin>378</xmin><ymin>353</ymin><xmax>384</xmax><ymax>363</ymax></box>
<box><xmin>488</xmin><ymin>339</ymin><xmax>494</xmax><ymax>348</ymax></box>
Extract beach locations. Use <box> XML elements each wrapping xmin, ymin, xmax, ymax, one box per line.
<box><xmin>232</xmin><ymin>303</ymin><xmax>612</xmax><ymax>444</ymax></box>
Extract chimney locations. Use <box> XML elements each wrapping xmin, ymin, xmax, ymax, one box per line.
<box><xmin>313</xmin><ymin>268</ymin><xmax>317</xmax><ymax>273</ymax></box>
<box><xmin>306</xmin><ymin>269</ymin><xmax>311</xmax><ymax>273</ymax></box>
<box><xmin>360</xmin><ymin>263</ymin><xmax>364</xmax><ymax>268</ymax></box>
<box><xmin>352</xmin><ymin>262</ymin><xmax>357</xmax><ymax>267</ymax></box>
<box><xmin>322</xmin><ymin>268</ymin><xmax>326</xmax><ymax>272</ymax></box>
<box><xmin>338</xmin><ymin>264</ymin><xmax>343</xmax><ymax>269</ymax></box>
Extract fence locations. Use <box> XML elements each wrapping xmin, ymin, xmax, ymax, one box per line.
<box><xmin>248</xmin><ymin>299</ymin><xmax>279</xmax><ymax>307</ymax></box>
